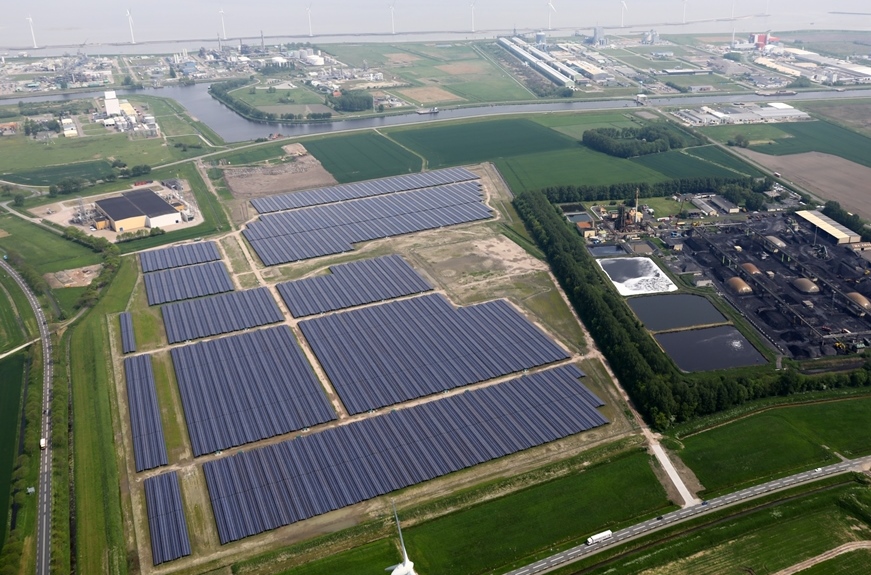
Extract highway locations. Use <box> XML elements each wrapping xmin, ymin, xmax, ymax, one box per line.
<box><xmin>505</xmin><ymin>455</ymin><xmax>871</xmax><ymax>575</ymax></box>
<box><xmin>0</xmin><ymin>259</ymin><xmax>53</xmax><ymax>575</ymax></box>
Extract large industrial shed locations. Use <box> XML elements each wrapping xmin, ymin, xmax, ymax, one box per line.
<box><xmin>796</xmin><ymin>210</ymin><xmax>862</xmax><ymax>245</ymax></box>
<box><xmin>95</xmin><ymin>189</ymin><xmax>180</xmax><ymax>232</ymax></box>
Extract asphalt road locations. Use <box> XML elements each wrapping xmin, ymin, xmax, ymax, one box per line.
<box><xmin>505</xmin><ymin>455</ymin><xmax>871</xmax><ymax>575</ymax></box>
<box><xmin>0</xmin><ymin>259</ymin><xmax>53</xmax><ymax>575</ymax></box>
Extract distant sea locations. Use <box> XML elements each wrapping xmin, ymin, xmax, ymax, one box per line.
<box><xmin>2</xmin><ymin>0</ymin><xmax>870</xmax><ymax>54</ymax></box>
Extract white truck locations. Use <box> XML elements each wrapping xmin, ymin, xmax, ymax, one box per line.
<box><xmin>39</xmin><ymin>438</ymin><xmax>47</xmax><ymax>450</ymax></box>
<box><xmin>586</xmin><ymin>530</ymin><xmax>613</xmax><ymax>545</ymax></box>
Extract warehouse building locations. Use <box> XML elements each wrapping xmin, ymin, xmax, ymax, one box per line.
<box><xmin>795</xmin><ymin>210</ymin><xmax>862</xmax><ymax>245</ymax></box>
<box><xmin>95</xmin><ymin>189</ymin><xmax>181</xmax><ymax>232</ymax></box>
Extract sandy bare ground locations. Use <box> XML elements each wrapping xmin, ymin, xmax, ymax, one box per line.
<box><xmin>737</xmin><ymin>149</ymin><xmax>871</xmax><ymax>221</ymax></box>
<box><xmin>385</xmin><ymin>52</ymin><xmax>420</xmax><ymax>65</ymax></box>
<box><xmin>436</xmin><ymin>62</ymin><xmax>486</xmax><ymax>75</ymax></box>
<box><xmin>43</xmin><ymin>263</ymin><xmax>102</xmax><ymax>288</ymax></box>
<box><xmin>770</xmin><ymin>541</ymin><xmax>871</xmax><ymax>575</ymax></box>
<box><xmin>398</xmin><ymin>86</ymin><xmax>465</xmax><ymax>104</ymax></box>
<box><xmin>222</xmin><ymin>144</ymin><xmax>337</xmax><ymax>199</ymax></box>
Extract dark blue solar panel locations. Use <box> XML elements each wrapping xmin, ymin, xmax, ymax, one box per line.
<box><xmin>139</xmin><ymin>241</ymin><xmax>222</xmax><ymax>273</ymax></box>
<box><xmin>144</xmin><ymin>472</ymin><xmax>191</xmax><ymax>565</ymax></box>
<box><xmin>162</xmin><ymin>287</ymin><xmax>284</xmax><ymax>343</ymax></box>
<box><xmin>251</xmin><ymin>167</ymin><xmax>479</xmax><ymax>213</ymax></box>
<box><xmin>276</xmin><ymin>255</ymin><xmax>432</xmax><ymax>317</ymax></box>
<box><xmin>144</xmin><ymin>261</ymin><xmax>234</xmax><ymax>306</ymax></box>
<box><xmin>119</xmin><ymin>312</ymin><xmax>137</xmax><ymax>354</ymax></box>
<box><xmin>124</xmin><ymin>355</ymin><xmax>168</xmax><ymax>472</ymax></box>
<box><xmin>203</xmin><ymin>365</ymin><xmax>606</xmax><ymax>544</ymax></box>
<box><xmin>170</xmin><ymin>326</ymin><xmax>336</xmax><ymax>456</ymax></box>
<box><xmin>243</xmin><ymin>182</ymin><xmax>491</xmax><ymax>265</ymax></box>
<box><xmin>299</xmin><ymin>294</ymin><xmax>569</xmax><ymax>414</ymax></box>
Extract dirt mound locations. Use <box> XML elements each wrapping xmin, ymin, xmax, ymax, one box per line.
<box><xmin>223</xmin><ymin>144</ymin><xmax>337</xmax><ymax>199</ymax></box>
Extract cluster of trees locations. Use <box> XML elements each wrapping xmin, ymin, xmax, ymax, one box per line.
<box><xmin>173</xmin><ymin>142</ymin><xmax>203</xmax><ymax>152</ymax></box>
<box><xmin>22</xmin><ymin>117</ymin><xmax>60</xmax><ymax>135</ymax></box>
<box><xmin>718</xmin><ymin>179</ymin><xmax>772</xmax><ymax>212</ymax></box>
<box><xmin>3</xmin><ymin>250</ymin><xmax>47</xmax><ymax>295</ymax></box>
<box><xmin>212</xmin><ymin>78</ymin><xmax>338</xmax><ymax>122</ymax></box>
<box><xmin>727</xmin><ymin>133</ymin><xmax>750</xmax><ymax>148</ymax></box>
<box><xmin>513</xmin><ymin>187</ymin><xmax>871</xmax><ymax>428</ymax></box>
<box><xmin>582</xmin><ymin>124</ymin><xmax>689</xmax><ymax>158</ymax></box>
<box><xmin>17</xmin><ymin>100</ymin><xmax>86</xmax><ymax>117</ymax></box>
<box><xmin>823</xmin><ymin>200</ymin><xmax>871</xmax><ymax>242</ymax></box>
<box><xmin>538</xmin><ymin>176</ymin><xmax>757</xmax><ymax>204</ymax></box>
<box><xmin>787</xmin><ymin>76</ymin><xmax>812</xmax><ymax>89</ymax></box>
<box><xmin>116</xmin><ymin>227</ymin><xmax>165</xmax><ymax>243</ymax></box>
<box><xmin>47</xmin><ymin>164</ymin><xmax>151</xmax><ymax>197</ymax></box>
<box><xmin>327</xmin><ymin>90</ymin><xmax>373</xmax><ymax>112</ymax></box>
<box><xmin>665</xmin><ymin>81</ymin><xmax>690</xmax><ymax>93</ymax></box>
<box><xmin>61</xmin><ymin>227</ymin><xmax>122</xmax><ymax>309</ymax></box>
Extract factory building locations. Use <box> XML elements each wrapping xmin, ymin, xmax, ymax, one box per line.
<box><xmin>795</xmin><ymin>210</ymin><xmax>862</xmax><ymax>245</ymax></box>
<box><xmin>710</xmin><ymin>195</ymin><xmax>739</xmax><ymax>214</ymax></box>
<box><xmin>95</xmin><ymin>189</ymin><xmax>181</xmax><ymax>232</ymax></box>
<box><xmin>104</xmin><ymin>90</ymin><xmax>121</xmax><ymax>116</ymax></box>
<box><xmin>498</xmin><ymin>37</ymin><xmax>575</xmax><ymax>88</ymax></box>
<box><xmin>691</xmin><ymin>197</ymin><xmax>718</xmax><ymax>217</ymax></box>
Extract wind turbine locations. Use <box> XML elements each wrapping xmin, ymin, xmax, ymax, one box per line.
<box><xmin>731</xmin><ymin>0</ymin><xmax>735</xmax><ymax>20</ymax></box>
<box><xmin>682</xmin><ymin>0</ymin><xmax>688</xmax><ymax>24</ymax></box>
<box><xmin>621</xmin><ymin>0</ymin><xmax>629</xmax><ymax>28</ymax></box>
<box><xmin>219</xmin><ymin>8</ymin><xmax>227</xmax><ymax>40</ymax></box>
<box><xmin>388</xmin><ymin>1</ymin><xmax>396</xmax><ymax>35</ymax></box>
<box><xmin>470</xmin><ymin>1</ymin><xmax>475</xmax><ymax>33</ymax></box>
<box><xmin>385</xmin><ymin>504</ymin><xmax>417</xmax><ymax>575</ymax></box>
<box><xmin>307</xmin><ymin>3</ymin><xmax>313</xmax><ymax>37</ymax></box>
<box><xmin>127</xmin><ymin>9</ymin><xmax>136</xmax><ymax>44</ymax></box>
<box><xmin>547</xmin><ymin>1</ymin><xmax>557</xmax><ymax>31</ymax></box>
<box><xmin>26</xmin><ymin>15</ymin><xmax>37</xmax><ymax>49</ymax></box>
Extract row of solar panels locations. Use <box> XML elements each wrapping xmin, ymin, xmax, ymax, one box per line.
<box><xmin>247</xmin><ymin>203</ymin><xmax>491</xmax><ymax>266</ymax></box>
<box><xmin>119</xmin><ymin>312</ymin><xmax>137</xmax><ymax>354</ymax></box>
<box><xmin>144</xmin><ymin>261</ymin><xmax>235</xmax><ymax>306</ymax></box>
<box><xmin>299</xmin><ymin>294</ymin><xmax>570</xmax><ymax>415</ymax></box>
<box><xmin>204</xmin><ymin>365</ymin><xmax>607</xmax><ymax>544</ymax></box>
<box><xmin>276</xmin><ymin>254</ymin><xmax>433</xmax><ymax>318</ymax></box>
<box><xmin>140</xmin><ymin>241</ymin><xmax>222</xmax><ymax>273</ymax></box>
<box><xmin>170</xmin><ymin>326</ymin><xmax>336</xmax><ymax>457</ymax></box>
<box><xmin>162</xmin><ymin>287</ymin><xmax>283</xmax><ymax>344</ymax></box>
<box><xmin>251</xmin><ymin>167</ymin><xmax>479</xmax><ymax>214</ymax></box>
<box><xmin>124</xmin><ymin>356</ymin><xmax>168</xmax><ymax>472</ymax></box>
<box><xmin>144</xmin><ymin>472</ymin><xmax>191</xmax><ymax>565</ymax></box>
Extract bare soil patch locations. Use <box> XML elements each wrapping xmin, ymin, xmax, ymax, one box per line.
<box><xmin>0</xmin><ymin>229</ymin><xmax>9</xmax><ymax>238</ymax></box>
<box><xmin>385</xmin><ymin>53</ymin><xmax>420</xmax><ymax>65</ymax></box>
<box><xmin>398</xmin><ymin>86</ymin><xmax>464</xmax><ymax>104</ymax></box>
<box><xmin>43</xmin><ymin>263</ymin><xmax>102</xmax><ymax>288</ymax></box>
<box><xmin>222</xmin><ymin>144</ymin><xmax>337</xmax><ymax>199</ymax></box>
<box><xmin>737</xmin><ymin>149</ymin><xmax>871</xmax><ymax>221</ymax></box>
<box><xmin>436</xmin><ymin>62</ymin><xmax>486</xmax><ymax>75</ymax></box>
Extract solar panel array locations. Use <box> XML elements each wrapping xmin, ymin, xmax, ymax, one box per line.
<box><xmin>119</xmin><ymin>312</ymin><xmax>137</xmax><ymax>354</ymax></box>
<box><xmin>170</xmin><ymin>326</ymin><xmax>336</xmax><ymax>456</ymax></box>
<box><xmin>251</xmin><ymin>167</ymin><xmax>479</xmax><ymax>213</ymax></box>
<box><xmin>204</xmin><ymin>365</ymin><xmax>607</xmax><ymax>544</ymax></box>
<box><xmin>162</xmin><ymin>287</ymin><xmax>284</xmax><ymax>344</ymax></box>
<box><xmin>143</xmin><ymin>261</ymin><xmax>234</xmax><ymax>306</ymax></box>
<box><xmin>244</xmin><ymin>182</ymin><xmax>491</xmax><ymax>266</ymax></box>
<box><xmin>299</xmin><ymin>294</ymin><xmax>570</xmax><ymax>415</ymax></box>
<box><xmin>139</xmin><ymin>241</ymin><xmax>222</xmax><ymax>273</ymax></box>
<box><xmin>144</xmin><ymin>472</ymin><xmax>191</xmax><ymax>565</ymax></box>
<box><xmin>276</xmin><ymin>255</ymin><xmax>433</xmax><ymax>318</ymax></box>
<box><xmin>124</xmin><ymin>356</ymin><xmax>168</xmax><ymax>472</ymax></box>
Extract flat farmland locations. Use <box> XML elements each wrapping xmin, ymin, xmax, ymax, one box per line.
<box><xmin>799</xmin><ymin>548</ymin><xmax>871</xmax><ymax>575</ymax></box>
<box><xmin>304</xmin><ymin>132</ymin><xmax>422</xmax><ymax>182</ymax></box>
<box><xmin>229</xmin><ymin>86</ymin><xmax>325</xmax><ymax>108</ymax></box>
<box><xmin>0</xmin><ymin>214</ymin><xmax>102</xmax><ymax>274</ymax></box>
<box><xmin>735</xmin><ymin>120</ymin><xmax>871</xmax><ymax>169</ymax></box>
<box><xmin>0</xmin><ymin>273</ymin><xmax>28</xmax><ymax>353</ymax></box>
<box><xmin>3</xmin><ymin>159</ymin><xmax>113</xmax><ymax>186</ymax></box>
<box><xmin>629</xmin><ymin>150</ymin><xmax>744</xmax><ymax>179</ymax></box>
<box><xmin>684</xmin><ymin>145</ymin><xmax>765</xmax><ymax>177</ymax></box>
<box><xmin>387</xmin><ymin>119</ymin><xmax>577</xmax><ymax>168</ymax></box>
<box><xmin>532</xmin><ymin>111</ymin><xmax>649</xmax><ymax>139</ymax></box>
<box><xmin>702</xmin><ymin>122</ymin><xmax>793</xmax><ymax>145</ymax></box>
<box><xmin>800</xmin><ymin>99</ymin><xmax>871</xmax><ymax>138</ymax></box>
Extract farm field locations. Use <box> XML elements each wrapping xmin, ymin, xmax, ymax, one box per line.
<box><xmin>799</xmin><ymin>548</ymin><xmax>871</xmax><ymax>575</ymax></box>
<box><xmin>0</xmin><ymin>273</ymin><xmax>29</xmax><ymax>353</ymax></box>
<box><xmin>0</xmin><ymin>353</ymin><xmax>25</xmax><ymax>547</ymax></box>
<box><xmin>305</xmin><ymin>132</ymin><xmax>423</xmax><ymax>182</ymax></box>
<box><xmin>575</xmin><ymin>483</ymin><xmax>871</xmax><ymax>575</ymax></box>
<box><xmin>677</xmin><ymin>397</ymin><xmax>871</xmax><ymax>495</ymax></box>
<box><xmin>387</xmin><ymin>118</ymin><xmax>578</xmax><ymax>168</ymax></box>
<box><xmin>684</xmin><ymin>145</ymin><xmax>765</xmax><ymax>177</ymax></box>
<box><xmin>629</xmin><ymin>150</ymin><xmax>744</xmax><ymax>179</ymax></box>
<box><xmin>274</xmin><ymin>451</ymin><xmax>669</xmax><ymax>575</ymax></box>
<box><xmin>799</xmin><ymin>99</ymin><xmax>871</xmax><ymax>138</ymax></box>
<box><xmin>532</xmin><ymin>111</ymin><xmax>650</xmax><ymax>139</ymax></box>
<box><xmin>701</xmin><ymin>122</ymin><xmax>793</xmax><ymax>145</ymax></box>
<box><xmin>229</xmin><ymin>85</ymin><xmax>325</xmax><ymax>108</ymax></box>
<box><xmin>0</xmin><ymin>214</ymin><xmax>102</xmax><ymax>274</ymax></box>
<box><xmin>661</xmin><ymin>73</ymin><xmax>748</xmax><ymax>90</ymax></box>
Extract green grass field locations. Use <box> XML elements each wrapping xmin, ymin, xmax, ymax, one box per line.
<box><xmin>4</xmin><ymin>160</ymin><xmax>114</xmax><ymax>186</ymax></box>
<box><xmin>0</xmin><ymin>353</ymin><xmax>25</xmax><ymax>547</ymax></box>
<box><xmin>278</xmin><ymin>451</ymin><xmax>669</xmax><ymax>575</ymax></box>
<box><xmin>211</xmin><ymin>142</ymin><xmax>287</xmax><ymax>165</ymax></box>
<box><xmin>0</xmin><ymin>215</ymin><xmax>102</xmax><ymax>274</ymax></box>
<box><xmin>69</xmin><ymin>257</ymin><xmax>137</xmax><ymax>575</ymax></box>
<box><xmin>629</xmin><ymin>150</ymin><xmax>746</xmax><ymax>179</ymax></box>
<box><xmin>799</xmin><ymin>549</ymin><xmax>871</xmax><ymax>575</ymax></box>
<box><xmin>388</xmin><ymin>119</ymin><xmax>577</xmax><ymax>169</ymax></box>
<box><xmin>0</xmin><ymin>273</ymin><xmax>29</xmax><ymax>354</ymax></box>
<box><xmin>702</xmin><ymin>122</ymin><xmax>793</xmax><ymax>145</ymax></box>
<box><xmin>532</xmin><ymin>111</ymin><xmax>649</xmax><ymax>139</ymax></box>
<box><xmin>305</xmin><ymin>132</ymin><xmax>423</xmax><ymax>182</ymax></box>
<box><xmin>684</xmin><ymin>145</ymin><xmax>766</xmax><ymax>177</ymax></box>
<box><xmin>229</xmin><ymin>85</ymin><xmax>325</xmax><ymax>108</ymax></box>
<box><xmin>678</xmin><ymin>397</ymin><xmax>871</xmax><ymax>494</ymax></box>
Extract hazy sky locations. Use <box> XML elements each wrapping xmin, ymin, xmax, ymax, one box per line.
<box><xmin>2</xmin><ymin>0</ymin><xmax>871</xmax><ymax>49</ymax></box>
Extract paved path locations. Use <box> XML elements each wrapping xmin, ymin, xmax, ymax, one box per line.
<box><xmin>0</xmin><ymin>338</ymin><xmax>39</xmax><ymax>361</ymax></box>
<box><xmin>0</xmin><ymin>260</ymin><xmax>53</xmax><ymax>575</ymax></box>
<box><xmin>771</xmin><ymin>541</ymin><xmax>871</xmax><ymax>575</ymax></box>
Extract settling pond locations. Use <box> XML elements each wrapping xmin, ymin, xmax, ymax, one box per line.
<box><xmin>655</xmin><ymin>326</ymin><xmax>767</xmax><ymax>372</ymax></box>
<box><xmin>589</xmin><ymin>245</ymin><xmax>626</xmax><ymax>257</ymax></box>
<box><xmin>628</xmin><ymin>294</ymin><xmax>726</xmax><ymax>331</ymax></box>
<box><xmin>597</xmin><ymin>257</ymin><xmax>678</xmax><ymax>296</ymax></box>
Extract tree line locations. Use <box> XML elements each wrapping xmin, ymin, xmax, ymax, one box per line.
<box><xmin>823</xmin><ymin>200</ymin><xmax>871</xmax><ymax>242</ymax></box>
<box><xmin>211</xmin><ymin>78</ymin><xmax>334</xmax><ymax>123</ymax></box>
<box><xmin>538</xmin><ymin>176</ymin><xmax>760</xmax><ymax>204</ymax></box>
<box><xmin>582</xmin><ymin>124</ymin><xmax>690</xmax><ymax>158</ymax></box>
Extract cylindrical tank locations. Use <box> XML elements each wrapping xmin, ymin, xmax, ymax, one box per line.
<box><xmin>792</xmin><ymin>278</ymin><xmax>819</xmax><ymax>294</ymax></box>
<box><xmin>536</xmin><ymin>32</ymin><xmax>547</xmax><ymax>45</ymax></box>
<box><xmin>741</xmin><ymin>263</ymin><xmax>761</xmax><ymax>275</ymax></box>
<box><xmin>727</xmin><ymin>277</ymin><xmax>753</xmax><ymax>295</ymax></box>
<box><xmin>846</xmin><ymin>292</ymin><xmax>871</xmax><ymax>311</ymax></box>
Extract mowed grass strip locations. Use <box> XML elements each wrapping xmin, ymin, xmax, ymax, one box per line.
<box><xmin>279</xmin><ymin>451</ymin><xmax>669</xmax><ymax>575</ymax></box>
<box><xmin>799</xmin><ymin>548</ymin><xmax>871</xmax><ymax>575</ymax></box>
<box><xmin>629</xmin><ymin>150</ymin><xmax>744</xmax><ymax>179</ymax></box>
<box><xmin>679</xmin><ymin>397</ymin><xmax>871</xmax><ymax>494</ymax></box>
<box><xmin>70</xmin><ymin>257</ymin><xmax>137</xmax><ymax>575</ymax></box>
<box><xmin>387</xmin><ymin>119</ymin><xmax>577</xmax><ymax>168</ymax></box>
<box><xmin>0</xmin><ymin>353</ymin><xmax>26</xmax><ymax>546</ymax></box>
<box><xmin>0</xmin><ymin>214</ymin><xmax>102</xmax><ymax>274</ymax></box>
<box><xmin>305</xmin><ymin>132</ymin><xmax>422</xmax><ymax>182</ymax></box>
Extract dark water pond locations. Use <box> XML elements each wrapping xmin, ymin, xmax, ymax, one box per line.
<box><xmin>628</xmin><ymin>294</ymin><xmax>726</xmax><ymax>331</ymax></box>
<box><xmin>567</xmin><ymin>213</ymin><xmax>593</xmax><ymax>223</ymax></box>
<box><xmin>589</xmin><ymin>245</ymin><xmax>626</xmax><ymax>257</ymax></box>
<box><xmin>655</xmin><ymin>326</ymin><xmax>767</xmax><ymax>372</ymax></box>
